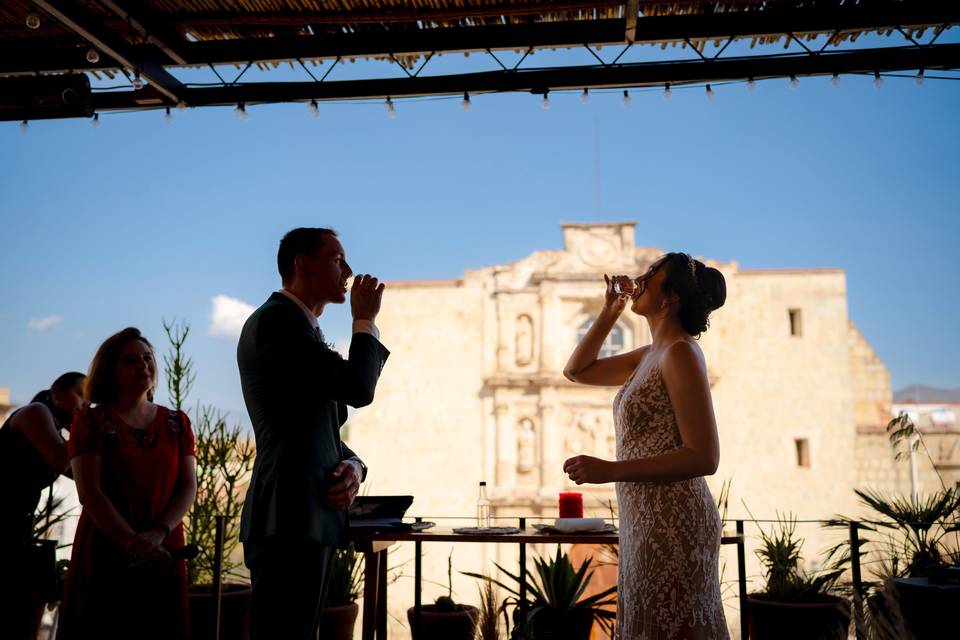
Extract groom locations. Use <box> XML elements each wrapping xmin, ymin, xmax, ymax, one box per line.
<box><xmin>237</xmin><ymin>227</ymin><xmax>389</xmax><ymax>640</ymax></box>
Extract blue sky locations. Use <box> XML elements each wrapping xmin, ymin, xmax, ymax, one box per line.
<box><xmin>1</xmin><ymin>34</ymin><xmax>958</xmax><ymax>423</ymax></box>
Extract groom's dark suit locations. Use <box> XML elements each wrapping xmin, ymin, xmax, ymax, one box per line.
<box><xmin>238</xmin><ymin>291</ymin><xmax>388</xmax><ymax>639</ymax></box>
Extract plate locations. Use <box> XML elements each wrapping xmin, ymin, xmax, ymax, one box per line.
<box><xmin>532</xmin><ymin>522</ymin><xmax>617</xmax><ymax>535</ymax></box>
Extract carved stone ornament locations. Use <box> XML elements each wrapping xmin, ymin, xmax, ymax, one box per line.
<box><xmin>515</xmin><ymin>314</ymin><xmax>534</xmax><ymax>366</ymax></box>
<box><xmin>517</xmin><ymin>418</ymin><xmax>536</xmax><ymax>473</ymax></box>
<box><xmin>566</xmin><ymin>411</ymin><xmax>615</xmax><ymax>459</ymax></box>
<box><xmin>577</xmin><ymin>235</ymin><xmax>619</xmax><ymax>268</ymax></box>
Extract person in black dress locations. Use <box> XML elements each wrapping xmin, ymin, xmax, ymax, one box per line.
<box><xmin>0</xmin><ymin>371</ymin><xmax>86</xmax><ymax>639</ymax></box>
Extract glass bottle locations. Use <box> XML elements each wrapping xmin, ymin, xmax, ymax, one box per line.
<box><xmin>477</xmin><ymin>481</ymin><xmax>491</xmax><ymax>528</ymax></box>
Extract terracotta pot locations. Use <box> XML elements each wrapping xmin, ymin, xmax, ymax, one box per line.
<box><xmin>318</xmin><ymin>602</ymin><xmax>359</xmax><ymax>640</ymax></box>
<box><xmin>407</xmin><ymin>604</ymin><xmax>479</xmax><ymax>640</ymax></box>
<box><xmin>747</xmin><ymin>594</ymin><xmax>849</xmax><ymax>640</ymax></box>
<box><xmin>189</xmin><ymin>583</ymin><xmax>252</xmax><ymax>640</ymax></box>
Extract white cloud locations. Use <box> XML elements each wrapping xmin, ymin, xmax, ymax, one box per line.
<box><xmin>28</xmin><ymin>315</ymin><xmax>63</xmax><ymax>332</ymax></box>
<box><xmin>209</xmin><ymin>295</ymin><xmax>255</xmax><ymax>338</ymax></box>
<box><xmin>332</xmin><ymin>336</ymin><xmax>351</xmax><ymax>357</ymax></box>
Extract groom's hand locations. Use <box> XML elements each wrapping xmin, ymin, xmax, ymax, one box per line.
<box><xmin>563</xmin><ymin>455</ymin><xmax>616</xmax><ymax>485</ymax></box>
<box><xmin>351</xmin><ymin>274</ymin><xmax>385</xmax><ymax>322</ymax></box>
<box><xmin>324</xmin><ymin>460</ymin><xmax>362</xmax><ymax>510</ymax></box>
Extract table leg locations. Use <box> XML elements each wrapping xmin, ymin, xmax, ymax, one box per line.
<box><xmin>377</xmin><ymin>549</ymin><xmax>388</xmax><ymax>639</ymax></box>
<box><xmin>363</xmin><ymin>551</ymin><xmax>380</xmax><ymax>640</ymax></box>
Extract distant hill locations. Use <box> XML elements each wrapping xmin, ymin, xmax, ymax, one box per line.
<box><xmin>894</xmin><ymin>385</ymin><xmax>960</xmax><ymax>403</ymax></box>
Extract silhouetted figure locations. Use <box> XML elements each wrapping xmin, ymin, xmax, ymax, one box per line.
<box><xmin>238</xmin><ymin>228</ymin><xmax>388</xmax><ymax>640</ymax></box>
<box><xmin>57</xmin><ymin>328</ymin><xmax>197</xmax><ymax>640</ymax></box>
<box><xmin>0</xmin><ymin>372</ymin><xmax>85</xmax><ymax>639</ymax></box>
<box><xmin>564</xmin><ymin>253</ymin><xmax>729</xmax><ymax>639</ymax></box>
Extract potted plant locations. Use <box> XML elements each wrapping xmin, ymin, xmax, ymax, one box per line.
<box><xmin>747</xmin><ymin>514</ymin><xmax>848</xmax><ymax>640</ymax></box>
<box><xmin>465</xmin><ymin>545</ymin><xmax>616</xmax><ymax>640</ymax></box>
<box><xmin>822</xmin><ymin>413</ymin><xmax>960</xmax><ymax>639</ymax></box>
<box><xmin>827</xmin><ymin>487</ymin><xmax>960</xmax><ymax>640</ymax></box>
<box><xmin>407</xmin><ymin>551</ymin><xmax>479</xmax><ymax>640</ymax></box>
<box><xmin>163</xmin><ymin>321</ymin><xmax>256</xmax><ymax>640</ymax></box>
<box><xmin>317</xmin><ymin>543</ymin><xmax>363</xmax><ymax>640</ymax></box>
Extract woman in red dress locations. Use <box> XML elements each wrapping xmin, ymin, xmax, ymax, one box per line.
<box><xmin>57</xmin><ymin>327</ymin><xmax>197</xmax><ymax>640</ymax></box>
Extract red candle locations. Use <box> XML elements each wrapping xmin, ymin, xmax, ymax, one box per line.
<box><xmin>558</xmin><ymin>492</ymin><xmax>583</xmax><ymax>518</ymax></box>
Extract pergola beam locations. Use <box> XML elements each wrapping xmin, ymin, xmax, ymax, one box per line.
<box><xmin>94</xmin><ymin>0</ymin><xmax>190</xmax><ymax>65</ymax></box>
<box><xmin>3</xmin><ymin>2</ymin><xmax>957</xmax><ymax>76</ymax></box>
<box><xmin>31</xmin><ymin>0</ymin><xmax>186</xmax><ymax>104</ymax></box>
<box><xmin>82</xmin><ymin>43</ymin><xmax>958</xmax><ymax>116</ymax></box>
<box><xmin>624</xmin><ymin>0</ymin><xmax>640</xmax><ymax>43</ymax></box>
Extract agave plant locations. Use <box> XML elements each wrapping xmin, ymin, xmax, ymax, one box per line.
<box><xmin>464</xmin><ymin>546</ymin><xmax>616</xmax><ymax>640</ymax></box>
<box><xmin>324</xmin><ymin>543</ymin><xmax>363</xmax><ymax>607</ymax></box>
<box><xmin>751</xmin><ymin>512</ymin><xmax>843</xmax><ymax>602</ymax></box>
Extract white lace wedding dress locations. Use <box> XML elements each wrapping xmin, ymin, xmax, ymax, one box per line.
<box><xmin>613</xmin><ymin>363</ymin><xmax>729</xmax><ymax>640</ymax></box>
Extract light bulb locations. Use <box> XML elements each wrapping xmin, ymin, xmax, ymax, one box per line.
<box><xmin>385</xmin><ymin>97</ymin><xmax>396</xmax><ymax>118</ymax></box>
<box><xmin>308</xmin><ymin>98</ymin><xmax>319</xmax><ymax>118</ymax></box>
<box><xmin>705</xmin><ymin>84</ymin><xmax>715</xmax><ymax>101</ymax></box>
<box><xmin>831</xmin><ymin>72</ymin><xmax>841</xmax><ymax>87</ymax></box>
<box><xmin>234</xmin><ymin>103</ymin><xmax>248</xmax><ymax>121</ymax></box>
<box><xmin>86</xmin><ymin>49</ymin><xmax>100</xmax><ymax>64</ymax></box>
<box><xmin>26</xmin><ymin>13</ymin><xmax>41</xmax><ymax>29</ymax></box>
<box><xmin>132</xmin><ymin>71</ymin><xmax>144</xmax><ymax>90</ymax></box>
<box><xmin>461</xmin><ymin>92</ymin><xmax>472</xmax><ymax>112</ymax></box>
<box><xmin>789</xmin><ymin>74</ymin><xmax>800</xmax><ymax>89</ymax></box>
<box><xmin>747</xmin><ymin>77</ymin><xmax>756</xmax><ymax>91</ymax></box>
<box><xmin>540</xmin><ymin>90</ymin><xmax>550</xmax><ymax>109</ymax></box>
<box><xmin>662</xmin><ymin>83</ymin><xmax>672</xmax><ymax>100</ymax></box>
<box><xmin>91</xmin><ymin>113</ymin><xmax>100</xmax><ymax>128</ymax></box>
<box><xmin>19</xmin><ymin>120</ymin><xmax>28</xmax><ymax>133</ymax></box>
<box><xmin>622</xmin><ymin>89</ymin><xmax>631</xmax><ymax>107</ymax></box>
<box><xmin>580</xmin><ymin>88</ymin><xmax>589</xmax><ymax>104</ymax></box>
<box><xmin>163</xmin><ymin>107</ymin><xmax>173</xmax><ymax>124</ymax></box>
<box><xmin>915</xmin><ymin>69</ymin><xmax>925</xmax><ymax>86</ymax></box>
<box><xmin>873</xmin><ymin>71</ymin><xmax>884</xmax><ymax>89</ymax></box>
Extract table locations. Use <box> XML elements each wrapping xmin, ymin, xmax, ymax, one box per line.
<box><xmin>351</xmin><ymin>520</ymin><xmax>747</xmax><ymax>640</ymax></box>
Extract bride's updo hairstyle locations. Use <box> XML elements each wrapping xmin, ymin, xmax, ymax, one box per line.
<box><xmin>660</xmin><ymin>253</ymin><xmax>726</xmax><ymax>338</ymax></box>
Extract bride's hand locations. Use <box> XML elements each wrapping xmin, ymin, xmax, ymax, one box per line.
<box><xmin>563</xmin><ymin>455</ymin><xmax>616</xmax><ymax>485</ymax></box>
<box><xmin>603</xmin><ymin>274</ymin><xmax>632</xmax><ymax>314</ymax></box>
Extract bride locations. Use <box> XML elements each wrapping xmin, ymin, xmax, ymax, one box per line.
<box><xmin>563</xmin><ymin>252</ymin><xmax>728</xmax><ymax>640</ymax></box>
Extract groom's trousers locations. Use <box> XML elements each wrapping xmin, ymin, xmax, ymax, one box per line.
<box><xmin>244</xmin><ymin>536</ymin><xmax>334</xmax><ymax>640</ymax></box>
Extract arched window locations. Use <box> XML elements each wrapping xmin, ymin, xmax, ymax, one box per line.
<box><xmin>577</xmin><ymin>319</ymin><xmax>626</xmax><ymax>358</ymax></box>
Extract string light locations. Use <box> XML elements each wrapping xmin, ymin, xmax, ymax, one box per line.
<box><xmin>580</xmin><ymin>88</ymin><xmax>589</xmax><ymax>104</ymax></box>
<box><xmin>86</xmin><ymin>49</ymin><xmax>100</xmax><ymax>64</ymax></box>
<box><xmin>915</xmin><ymin>69</ymin><xmax>925</xmax><ymax>86</ymax></box>
<box><xmin>662</xmin><ymin>83</ymin><xmax>672</xmax><ymax>100</ymax></box>
<box><xmin>19</xmin><ymin>120</ymin><xmax>29</xmax><ymax>133</ymax></box>
<box><xmin>132</xmin><ymin>70</ymin><xmax>144</xmax><ymax>90</ymax></box>
<box><xmin>308</xmin><ymin>98</ymin><xmax>319</xmax><ymax>118</ymax></box>
<box><xmin>91</xmin><ymin>113</ymin><xmax>100</xmax><ymax>128</ymax></box>
<box><xmin>746</xmin><ymin>77</ymin><xmax>756</xmax><ymax>91</ymax></box>
<box><xmin>163</xmin><ymin>107</ymin><xmax>173</xmax><ymax>124</ymax></box>
<box><xmin>705</xmin><ymin>84</ymin><xmax>715</xmax><ymax>101</ymax></box>
<box><xmin>540</xmin><ymin>90</ymin><xmax>550</xmax><ymax>109</ymax></box>
<box><xmin>622</xmin><ymin>89</ymin><xmax>631</xmax><ymax>107</ymax></box>
<box><xmin>461</xmin><ymin>92</ymin><xmax>472</xmax><ymax>112</ymax></box>
<box><xmin>831</xmin><ymin>72</ymin><xmax>841</xmax><ymax>87</ymax></box>
<box><xmin>873</xmin><ymin>71</ymin><xmax>884</xmax><ymax>89</ymax></box>
<box><xmin>234</xmin><ymin>103</ymin><xmax>248</xmax><ymax>120</ymax></box>
<box><xmin>789</xmin><ymin>74</ymin><xmax>800</xmax><ymax>89</ymax></box>
<box><xmin>385</xmin><ymin>97</ymin><xmax>396</xmax><ymax>118</ymax></box>
<box><xmin>26</xmin><ymin>13</ymin><xmax>41</xmax><ymax>29</ymax></box>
